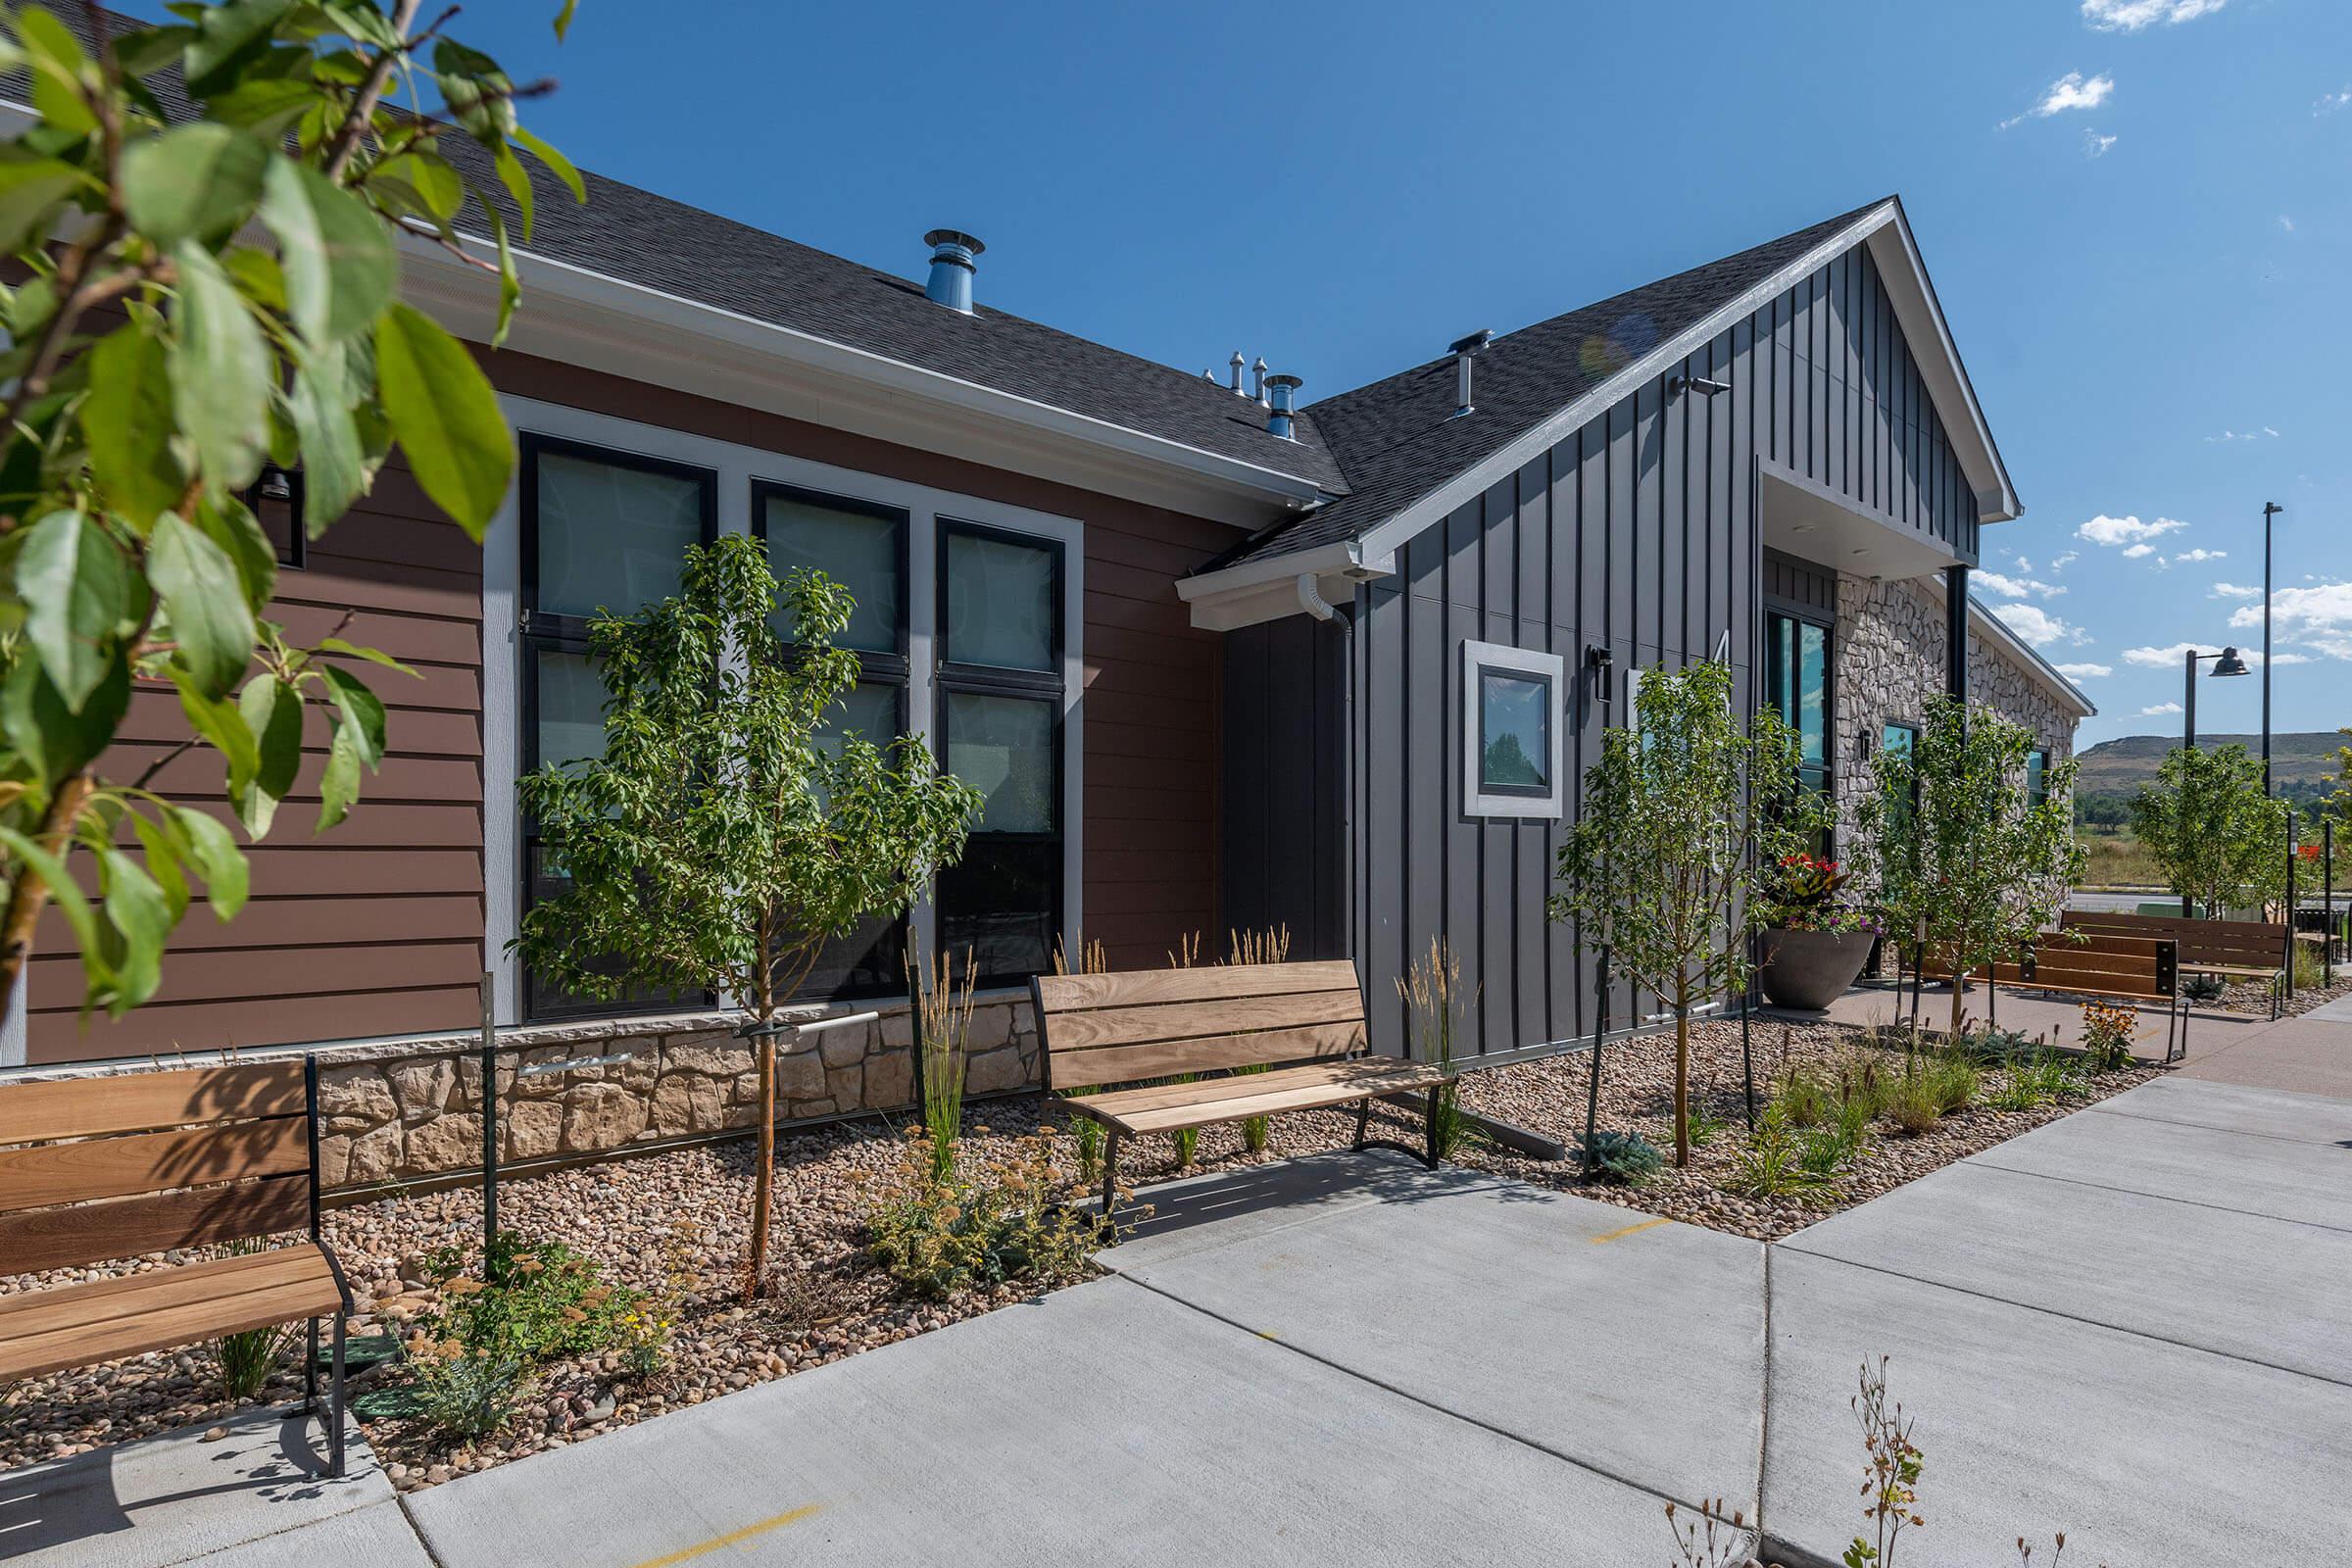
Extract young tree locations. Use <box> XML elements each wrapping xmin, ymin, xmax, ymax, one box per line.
<box><xmin>1549</xmin><ymin>659</ymin><xmax>1824</xmax><ymax>1166</ymax></box>
<box><xmin>514</xmin><ymin>534</ymin><xmax>979</xmax><ymax>1299</ymax></box>
<box><xmin>0</xmin><ymin>2</ymin><xmax>576</xmax><ymax>1021</ymax></box>
<box><xmin>2130</xmin><ymin>742</ymin><xmax>2291</xmax><ymax>917</ymax></box>
<box><xmin>1857</xmin><ymin>694</ymin><xmax>2082</xmax><ymax>1039</ymax></box>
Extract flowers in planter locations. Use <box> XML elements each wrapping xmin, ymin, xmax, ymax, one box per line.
<box><xmin>1762</xmin><ymin>854</ymin><xmax>1885</xmax><ymax>936</ymax></box>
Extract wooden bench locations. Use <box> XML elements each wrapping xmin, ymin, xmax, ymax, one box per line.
<box><xmin>2061</xmin><ymin>909</ymin><xmax>2291</xmax><ymax>1020</ymax></box>
<box><xmin>1031</xmin><ymin>959</ymin><xmax>1445</xmax><ymax>1217</ymax></box>
<box><xmin>1920</xmin><ymin>931</ymin><xmax>2188</xmax><ymax>1062</ymax></box>
<box><xmin>0</xmin><ymin>1058</ymin><xmax>355</xmax><ymax>1475</ymax></box>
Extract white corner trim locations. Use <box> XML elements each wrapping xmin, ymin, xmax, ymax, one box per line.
<box><xmin>484</xmin><ymin>395</ymin><xmax>1087</xmax><ymax>1015</ymax></box>
<box><xmin>1462</xmin><ymin>640</ymin><xmax>1568</xmax><ymax>819</ymax></box>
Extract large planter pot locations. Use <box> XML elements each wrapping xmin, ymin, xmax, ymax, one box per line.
<box><xmin>1757</xmin><ymin>926</ymin><xmax>1876</xmax><ymax>1011</ymax></box>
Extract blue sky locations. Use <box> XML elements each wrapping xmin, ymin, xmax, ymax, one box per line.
<box><xmin>170</xmin><ymin>0</ymin><xmax>2352</xmax><ymax>744</ymax></box>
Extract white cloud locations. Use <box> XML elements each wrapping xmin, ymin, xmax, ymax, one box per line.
<box><xmin>2230</xmin><ymin>582</ymin><xmax>2352</xmax><ymax>659</ymax></box>
<box><xmin>2077</xmin><ymin>513</ymin><xmax>2187</xmax><ymax>548</ymax></box>
<box><xmin>2082</xmin><ymin>0</ymin><xmax>2225</xmax><ymax>28</ymax></box>
<box><xmin>2206</xmin><ymin>426</ymin><xmax>2278</xmax><ymax>443</ymax></box>
<box><xmin>2278</xmin><ymin>215</ymin><xmax>2297</xmax><ymax>233</ymax></box>
<box><xmin>2139</xmin><ymin>702</ymin><xmax>2184</xmax><ymax>716</ymax></box>
<box><xmin>2123</xmin><ymin>643</ymin><xmax>2299</xmax><ymax>668</ymax></box>
<box><xmin>2212</xmin><ymin>582</ymin><xmax>2262</xmax><ymax>599</ymax></box>
<box><xmin>2084</xmin><ymin>129</ymin><xmax>2118</xmax><ymax>157</ymax></box>
<box><xmin>2317</xmin><ymin>86</ymin><xmax>2352</xmax><ymax>117</ymax></box>
<box><xmin>2055</xmin><ymin>662</ymin><xmax>2114</xmax><ymax>678</ymax></box>
<box><xmin>1990</xmin><ymin>602</ymin><xmax>2082</xmax><ymax>649</ymax></box>
<box><xmin>2123</xmin><ymin>543</ymin><xmax>2156</xmax><ymax>559</ymax></box>
<box><xmin>2051</xmin><ymin>551</ymin><xmax>2079</xmax><ymax>572</ymax></box>
<box><xmin>1976</xmin><ymin>569</ymin><xmax>2069</xmax><ymax>601</ymax></box>
<box><xmin>2002</xmin><ymin>72</ymin><xmax>2116</xmax><ymax>129</ymax></box>
<box><xmin>2172</xmin><ymin>548</ymin><xmax>2226</xmax><ymax>563</ymax></box>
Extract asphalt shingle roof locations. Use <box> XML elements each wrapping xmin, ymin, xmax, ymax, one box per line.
<box><xmin>1207</xmin><ymin>199</ymin><xmax>1893</xmax><ymax>570</ymax></box>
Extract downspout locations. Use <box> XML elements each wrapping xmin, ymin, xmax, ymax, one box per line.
<box><xmin>1944</xmin><ymin>564</ymin><xmax>1970</xmax><ymax>703</ymax></box>
<box><xmin>1296</xmin><ymin>573</ymin><xmax>1337</xmax><ymax>622</ymax></box>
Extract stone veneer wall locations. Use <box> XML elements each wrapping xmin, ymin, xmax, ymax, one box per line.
<box><xmin>4</xmin><ymin>996</ymin><xmax>1040</xmax><ymax>1193</ymax></box>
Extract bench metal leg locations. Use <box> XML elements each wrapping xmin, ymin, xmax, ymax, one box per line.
<box><xmin>1352</xmin><ymin>1097</ymin><xmax>1371</xmax><ymax>1152</ymax></box>
<box><xmin>304</xmin><ymin>1318</ymin><xmax>318</xmax><ymax>1413</ymax></box>
<box><xmin>328</xmin><ymin>1313</ymin><xmax>347</xmax><ymax>1479</ymax></box>
<box><xmin>1423</xmin><ymin>1091</ymin><xmax>1440</xmax><ymax>1169</ymax></box>
<box><xmin>1099</xmin><ymin>1126</ymin><xmax>1121</xmax><ymax>1227</ymax></box>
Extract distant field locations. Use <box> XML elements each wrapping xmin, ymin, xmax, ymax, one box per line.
<box><xmin>2076</xmin><ymin>827</ymin><xmax>2351</xmax><ymax>893</ymax></box>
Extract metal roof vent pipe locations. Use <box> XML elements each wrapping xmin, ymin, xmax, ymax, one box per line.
<box><xmin>1449</xmin><ymin>328</ymin><xmax>1493</xmax><ymax>417</ymax></box>
<box><xmin>922</xmin><ymin>229</ymin><xmax>984</xmax><ymax>312</ymax></box>
<box><xmin>1266</xmin><ymin>373</ymin><xmax>1302</xmax><ymax>440</ymax></box>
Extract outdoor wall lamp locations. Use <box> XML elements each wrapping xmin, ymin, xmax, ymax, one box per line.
<box><xmin>1584</xmin><ymin>644</ymin><xmax>1614</xmax><ymax>675</ymax></box>
<box><xmin>1667</xmin><ymin>372</ymin><xmax>1731</xmax><ymax>399</ymax></box>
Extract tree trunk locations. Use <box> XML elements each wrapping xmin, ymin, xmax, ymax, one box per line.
<box><xmin>0</xmin><ymin>774</ymin><xmax>96</xmax><ymax>1018</ymax></box>
<box><xmin>1673</xmin><ymin>1005</ymin><xmax>1691</xmax><ymax>1168</ymax></box>
<box><xmin>1949</xmin><ymin>965</ymin><xmax>1967</xmax><ymax>1043</ymax></box>
<box><xmin>744</xmin><ymin>952</ymin><xmax>776</xmax><ymax>1304</ymax></box>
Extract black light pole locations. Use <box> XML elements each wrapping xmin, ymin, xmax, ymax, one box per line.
<box><xmin>2181</xmin><ymin>645</ymin><xmax>2251</xmax><ymax>915</ymax></box>
<box><xmin>2262</xmin><ymin>502</ymin><xmax>2282</xmax><ymax>795</ymax></box>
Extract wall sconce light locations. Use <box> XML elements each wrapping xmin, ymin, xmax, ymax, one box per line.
<box><xmin>1667</xmin><ymin>372</ymin><xmax>1731</xmax><ymax>399</ymax></box>
<box><xmin>1584</xmin><ymin>644</ymin><xmax>1614</xmax><ymax>675</ymax></box>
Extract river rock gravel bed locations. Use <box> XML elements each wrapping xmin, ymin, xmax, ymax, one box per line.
<box><xmin>1</xmin><ymin>1015</ymin><xmax>2154</xmax><ymax>1488</ymax></box>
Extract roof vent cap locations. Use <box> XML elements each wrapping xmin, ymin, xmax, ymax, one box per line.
<box><xmin>1449</xmin><ymin>328</ymin><xmax>1493</xmax><ymax>418</ymax></box>
<box><xmin>1265</xmin><ymin>373</ymin><xmax>1302</xmax><ymax>441</ymax></box>
<box><xmin>923</xmin><ymin>229</ymin><xmax>984</xmax><ymax>313</ymax></box>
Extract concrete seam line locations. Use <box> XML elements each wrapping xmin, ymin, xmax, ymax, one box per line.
<box><xmin>1957</xmin><ymin>1153</ymin><xmax>2352</xmax><ymax>1238</ymax></box>
<box><xmin>1772</xmin><ymin>1244</ymin><xmax>2352</xmax><ymax>1393</ymax></box>
<box><xmin>1754</xmin><ymin>1242</ymin><xmax>1776</xmax><ymax>1545</ymax></box>
<box><xmin>397</xmin><ymin>1491</ymin><xmax>454</xmax><ymax>1568</ymax></box>
<box><xmin>2086</xmin><ymin>1102</ymin><xmax>2352</xmax><ymax>1149</ymax></box>
<box><xmin>1106</xmin><ymin>1272</ymin><xmax>1758</xmax><ymax>1537</ymax></box>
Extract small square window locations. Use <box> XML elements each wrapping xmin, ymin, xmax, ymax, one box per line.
<box><xmin>1462</xmin><ymin>640</ymin><xmax>1564</xmax><ymax>818</ymax></box>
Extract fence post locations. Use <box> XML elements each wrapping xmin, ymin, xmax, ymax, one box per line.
<box><xmin>1584</xmin><ymin>947</ymin><xmax>1610</xmax><ymax>1168</ymax></box>
<box><xmin>478</xmin><ymin>971</ymin><xmax>498</xmax><ymax>1263</ymax></box>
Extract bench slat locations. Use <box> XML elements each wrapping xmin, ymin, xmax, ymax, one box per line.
<box><xmin>1034</xmin><ymin>960</ymin><xmax>1359</xmax><ymax>1014</ymax></box>
<box><xmin>0</xmin><ymin>1118</ymin><xmax>309</xmax><ymax>1213</ymax></box>
<box><xmin>1084</xmin><ymin>1060</ymin><xmax>1442</xmax><ymax>1136</ymax></box>
<box><xmin>0</xmin><ymin>1175</ymin><xmax>310</xmax><ymax>1277</ymax></box>
<box><xmin>0</xmin><ymin>1064</ymin><xmax>305</xmax><ymax>1147</ymax></box>
<box><xmin>0</xmin><ymin>1247</ymin><xmax>340</xmax><ymax>1384</ymax></box>
<box><xmin>1042</xmin><ymin>989</ymin><xmax>1363</xmax><ymax>1054</ymax></box>
<box><xmin>1050</xmin><ymin>1022</ymin><xmax>1364</xmax><ymax>1091</ymax></box>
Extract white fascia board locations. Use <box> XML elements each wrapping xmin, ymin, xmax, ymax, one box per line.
<box><xmin>1863</xmin><ymin>209</ymin><xmax>2021</xmax><ymax>522</ymax></box>
<box><xmin>1172</xmin><ymin>537</ymin><xmax>1369</xmax><ymax>630</ymax></box>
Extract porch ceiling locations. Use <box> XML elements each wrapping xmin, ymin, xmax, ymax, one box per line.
<box><xmin>1758</xmin><ymin>464</ymin><xmax>1964</xmax><ymax>584</ymax></box>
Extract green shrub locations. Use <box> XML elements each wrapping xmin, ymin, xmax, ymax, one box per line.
<box><xmin>1960</xmin><ymin>1025</ymin><xmax>2033</xmax><ymax>1065</ymax></box>
<box><xmin>1725</xmin><ymin>1117</ymin><xmax>1836</xmax><ymax>1201</ymax></box>
<box><xmin>416</xmin><ymin>1235</ymin><xmax>648</xmax><ymax>1368</ymax></box>
<box><xmin>1168</xmin><ymin>1074</ymin><xmax>1201</xmax><ymax>1168</ymax></box>
<box><xmin>210</xmin><ymin>1239</ymin><xmax>294</xmax><ymax>1401</ymax></box>
<box><xmin>1233</xmin><ymin>1062</ymin><xmax>1272</xmax><ymax>1154</ymax></box>
<box><xmin>1579</xmin><ymin>1129</ymin><xmax>1665</xmax><ymax>1186</ymax></box>
<box><xmin>1776</xmin><ymin>1069</ymin><xmax>1832</xmax><ymax>1128</ymax></box>
<box><xmin>1687</xmin><ymin>1102</ymin><xmax>1732</xmax><ymax>1150</ymax></box>
<box><xmin>2182</xmin><ymin>972</ymin><xmax>2227</xmax><ymax>1004</ymax></box>
<box><xmin>867</xmin><ymin>1128</ymin><xmax>1111</xmax><ymax>1298</ymax></box>
<box><xmin>1883</xmin><ymin>1073</ymin><xmax>1942</xmax><ymax>1136</ymax></box>
<box><xmin>1987</xmin><ymin>1047</ymin><xmax>2083</xmax><ymax>1110</ymax></box>
<box><xmin>413</xmin><ymin>1348</ymin><xmax>528</xmax><ymax>1439</ymax></box>
<box><xmin>1925</xmin><ymin>1052</ymin><xmax>1981</xmax><ymax>1113</ymax></box>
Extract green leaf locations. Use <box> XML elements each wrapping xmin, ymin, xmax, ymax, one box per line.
<box><xmin>483</xmin><ymin>197</ymin><xmax>518</xmax><ymax>347</ymax></box>
<box><xmin>16</xmin><ymin>7</ymin><xmax>97</xmax><ymax>136</ymax></box>
<box><xmin>514</xmin><ymin>125</ymin><xmax>584</xmax><ymax>205</ymax></box>
<box><xmin>433</xmin><ymin>40</ymin><xmax>517</xmax><ymax>141</ymax></box>
<box><xmin>373</xmin><ymin>302</ymin><xmax>512</xmax><ymax>539</ymax></box>
<box><xmin>0</xmin><ymin>152</ymin><xmax>88</xmax><ymax>254</ymax></box>
<box><xmin>487</xmin><ymin>145</ymin><xmax>534</xmax><ymax>242</ymax></box>
<box><xmin>554</xmin><ymin>0</ymin><xmax>578</xmax><ymax>43</ymax></box>
<box><xmin>318</xmin><ymin>636</ymin><xmax>416</xmax><ymax>677</ymax></box>
<box><xmin>320</xmin><ymin>662</ymin><xmax>387</xmax><ymax>768</ymax></box>
<box><xmin>204</xmin><ymin>75</ymin><xmax>315</xmax><ymax>140</ymax></box>
<box><xmin>233</xmin><ymin>673</ymin><xmax>301</xmax><ymax>837</ymax></box>
<box><xmin>182</xmin><ymin>0</ymin><xmax>298</xmax><ymax>97</ymax></box>
<box><xmin>128</xmin><ymin>811</ymin><xmax>192</xmax><ymax>924</ymax></box>
<box><xmin>17</xmin><ymin>510</ymin><xmax>128</xmax><ymax>711</ymax></box>
<box><xmin>94</xmin><ymin>844</ymin><xmax>171</xmax><ymax>1012</ymax></box>
<box><xmin>174</xmin><ymin>665</ymin><xmax>261</xmax><ymax>794</ymax></box>
<box><xmin>0</xmin><ymin>825</ymin><xmax>111</xmax><ymax>1003</ymax></box>
<box><xmin>168</xmin><ymin>243</ymin><xmax>271</xmax><ymax>489</ymax></box>
<box><xmin>374</xmin><ymin>151</ymin><xmax>464</xmax><ymax>221</ymax></box>
<box><xmin>82</xmin><ymin>324</ymin><xmax>184</xmax><ymax>527</ymax></box>
<box><xmin>190</xmin><ymin>491</ymin><xmax>276</xmax><ymax>613</ymax></box>
<box><xmin>317</xmin><ymin>721</ymin><xmax>361</xmax><ymax>831</ymax></box>
<box><xmin>288</xmin><ymin>343</ymin><xmax>364</xmax><ymax>527</ymax></box>
<box><xmin>220</xmin><ymin>245</ymin><xmax>288</xmax><ymax>313</ymax></box>
<box><xmin>1</xmin><ymin>649</ymin><xmax>127</xmax><ymax>784</ymax></box>
<box><xmin>172</xmin><ymin>804</ymin><xmax>249</xmax><ymax>916</ymax></box>
<box><xmin>115</xmin><ymin>23</ymin><xmax>199</xmax><ymax>78</ymax></box>
<box><xmin>122</xmin><ymin>122</ymin><xmax>270</xmax><ymax>248</ymax></box>
<box><xmin>260</xmin><ymin>155</ymin><xmax>396</xmax><ymax>345</ymax></box>
<box><xmin>149</xmin><ymin>513</ymin><xmax>257</xmax><ymax>700</ymax></box>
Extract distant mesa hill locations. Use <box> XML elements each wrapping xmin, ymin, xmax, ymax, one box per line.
<box><xmin>2075</xmin><ymin>731</ymin><xmax>2345</xmax><ymax>803</ymax></box>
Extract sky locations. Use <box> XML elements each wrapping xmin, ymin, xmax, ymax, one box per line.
<box><xmin>146</xmin><ymin>0</ymin><xmax>2352</xmax><ymax>746</ymax></box>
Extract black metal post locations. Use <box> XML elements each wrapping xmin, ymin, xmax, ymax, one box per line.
<box><xmin>2326</xmin><ymin>821</ymin><xmax>2335</xmax><ymax>986</ymax></box>
<box><xmin>478</xmin><ymin>972</ymin><xmax>498</xmax><ymax>1263</ymax></box>
<box><xmin>2183</xmin><ymin>649</ymin><xmax>2197</xmax><ymax>917</ymax></box>
<box><xmin>1584</xmin><ymin>947</ymin><xmax>1609</xmax><ymax>1167</ymax></box>
<box><xmin>1739</xmin><ymin>930</ymin><xmax>1757</xmax><ymax>1131</ymax></box>
<box><xmin>2262</xmin><ymin>502</ymin><xmax>2281</xmax><ymax>795</ymax></box>
<box><xmin>2285</xmin><ymin>806</ymin><xmax>2298</xmax><ymax>1002</ymax></box>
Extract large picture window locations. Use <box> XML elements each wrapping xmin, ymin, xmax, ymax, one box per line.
<box><xmin>755</xmin><ymin>481</ymin><xmax>912</xmax><ymax>1000</ymax></box>
<box><xmin>1462</xmin><ymin>641</ymin><xmax>1565</xmax><ymax>818</ymax></box>
<box><xmin>2026</xmin><ymin>748</ymin><xmax>2048</xmax><ymax>811</ymax></box>
<box><xmin>1765</xmin><ymin>610</ymin><xmax>1833</xmax><ymax>800</ymax></box>
<box><xmin>519</xmin><ymin>435</ymin><xmax>718</xmax><ymax>1019</ymax></box>
<box><xmin>935</xmin><ymin>520</ymin><xmax>1064</xmax><ymax>984</ymax></box>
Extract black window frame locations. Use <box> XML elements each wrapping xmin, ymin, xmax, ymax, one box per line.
<box><xmin>517</xmin><ymin>432</ymin><xmax>720</xmax><ymax>1023</ymax></box>
<box><xmin>1474</xmin><ymin>664</ymin><xmax>1555</xmax><ymax>799</ymax></box>
<box><xmin>2026</xmin><ymin>747</ymin><xmax>2049</xmax><ymax>811</ymax></box>
<box><xmin>752</xmin><ymin>478</ymin><xmax>917</xmax><ymax>1003</ymax></box>
<box><xmin>933</xmin><ymin>516</ymin><xmax>1066</xmax><ymax>990</ymax></box>
<box><xmin>1764</xmin><ymin>607</ymin><xmax>1836</xmax><ymax>801</ymax></box>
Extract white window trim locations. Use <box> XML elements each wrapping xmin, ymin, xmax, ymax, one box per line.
<box><xmin>1462</xmin><ymin>639</ymin><xmax>1566</xmax><ymax>819</ymax></box>
<box><xmin>484</xmin><ymin>394</ymin><xmax>1085</xmax><ymax>1026</ymax></box>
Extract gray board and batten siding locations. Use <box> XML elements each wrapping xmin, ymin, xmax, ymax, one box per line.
<box><xmin>1327</xmin><ymin>240</ymin><xmax>1983</xmax><ymax>1062</ymax></box>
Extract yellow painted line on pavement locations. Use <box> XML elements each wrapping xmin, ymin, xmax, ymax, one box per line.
<box><xmin>1589</xmin><ymin>1216</ymin><xmax>1671</xmax><ymax>1245</ymax></box>
<box><xmin>628</xmin><ymin>1503</ymin><xmax>824</xmax><ymax>1568</ymax></box>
